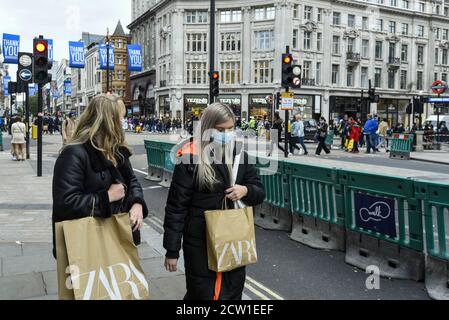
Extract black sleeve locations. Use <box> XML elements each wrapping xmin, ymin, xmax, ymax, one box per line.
<box><xmin>241</xmin><ymin>153</ymin><xmax>266</xmax><ymax>207</ymax></box>
<box><xmin>120</xmin><ymin>157</ymin><xmax>149</xmax><ymax>218</ymax></box>
<box><xmin>52</xmin><ymin>146</ymin><xmax>111</xmax><ymax>221</ymax></box>
<box><xmin>163</xmin><ymin>164</ymin><xmax>194</xmax><ymax>259</ymax></box>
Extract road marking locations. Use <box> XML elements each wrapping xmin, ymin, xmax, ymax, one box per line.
<box><xmin>141</xmin><ymin>167</ymin><xmax>148</xmax><ymax>171</ymax></box>
<box><xmin>244</xmin><ymin>283</ymin><xmax>270</xmax><ymax>300</ymax></box>
<box><xmin>246</xmin><ymin>276</ymin><xmax>285</xmax><ymax>300</ymax></box>
<box><xmin>133</xmin><ymin>168</ymin><xmax>148</xmax><ymax>175</ymax></box>
<box><xmin>143</xmin><ymin>186</ymin><xmax>163</xmax><ymax>190</ymax></box>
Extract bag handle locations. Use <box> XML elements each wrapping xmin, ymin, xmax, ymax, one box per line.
<box><xmin>231</xmin><ymin>152</ymin><xmax>246</xmax><ymax>209</ymax></box>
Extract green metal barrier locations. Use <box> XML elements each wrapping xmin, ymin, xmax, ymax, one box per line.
<box><xmin>415</xmin><ymin>180</ymin><xmax>449</xmax><ymax>261</ymax></box>
<box><xmin>285</xmin><ymin>161</ymin><xmax>344</xmax><ymax>225</ymax></box>
<box><xmin>144</xmin><ymin>140</ymin><xmax>164</xmax><ymax>169</ymax></box>
<box><xmin>339</xmin><ymin>170</ymin><xmax>423</xmax><ymax>251</ymax></box>
<box><xmin>159</xmin><ymin>141</ymin><xmax>177</xmax><ymax>173</ymax></box>
<box><xmin>325</xmin><ymin>131</ymin><xmax>335</xmax><ymax>147</ymax></box>
<box><xmin>389</xmin><ymin>133</ymin><xmax>414</xmax><ymax>160</ymax></box>
<box><xmin>255</xmin><ymin>155</ymin><xmax>287</xmax><ymax>209</ymax></box>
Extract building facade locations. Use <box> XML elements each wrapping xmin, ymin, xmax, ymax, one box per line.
<box><xmin>128</xmin><ymin>0</ymin><xmax>449</xmax><ymax>125</ymax></box>
<box><xmin>55</xmin><ymin>59</ymin><xmax>72</xmax><ymax>114</ymax></box>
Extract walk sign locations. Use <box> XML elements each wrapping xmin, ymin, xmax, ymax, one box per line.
<box><xmin>281</xmin><ymin>92</ymin><xmax>294</xmax><ymax>110</ymax></box>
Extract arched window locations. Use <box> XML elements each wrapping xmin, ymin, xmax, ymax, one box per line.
<box><xmin>133</xmin><ymin>86</ymin><xmax>140</xmax><ymax>100</ymax></box>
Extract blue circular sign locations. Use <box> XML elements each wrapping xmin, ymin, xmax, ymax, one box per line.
<box><xmin>19</xmin><ymin>69</ymin><xmax>32</xmax><ymax>82</ymax></box>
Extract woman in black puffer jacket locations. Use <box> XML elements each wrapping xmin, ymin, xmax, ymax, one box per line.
<box><xmin>163</xmin><ymin>103</ymin><xmax>265</xmax><ymax>300</ymax></box>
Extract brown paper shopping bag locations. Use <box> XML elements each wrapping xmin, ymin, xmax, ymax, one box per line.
<box><xmin>205</xmin><ymin>205</ymin><xmax>258</xmax><ymax>273</ymax></box>
<box><xmin>55</xmin><ymin>213</ymin><xmax>150</xmax><ymax>300</ymax></box>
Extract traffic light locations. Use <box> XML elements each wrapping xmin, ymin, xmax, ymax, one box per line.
<box><xmin>368</xmin><ymin>87</ymin><xmax>376</xmax><ymax>101</ymax></box>
<box><xmin>281</xmin><ymin>54</ymin><xmax>293</xmax><ymax>88</ymax></box>
<box><xmin>413</xmin><ymin>98</ymin><xmax>424</xmax><ymax>114</ymax></box>
<box><xmin>210</xmin><ymin>71</ymin><xmax>220</xmax><ymax>97</ymax></box>
<box><xmin>8</xmin><ymin>81</ymin><xmax>17</xmax><ymax>94</ymax></box>
<box><xmin>33</xmin><ymin>37</ymin><xmax>52</xmax><ymax>85</ymax></box>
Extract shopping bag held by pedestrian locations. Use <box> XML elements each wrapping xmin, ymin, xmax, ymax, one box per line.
<box><xmin>204</xmin><ymin>153</ymin><xmax>258</xmax><ymax>273</ymax></box>
<box><xmin>55</xmin><ymin>196</ymin><xmax>150</xmax><ymax>300</ymax></box>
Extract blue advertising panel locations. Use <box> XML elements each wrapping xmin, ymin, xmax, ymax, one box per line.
<box><xmin>428</xmin><ymin>97</ymin><xmax>449</xmax><ymax>103</ymax></box>
<box><xmin>64</xmin><ymin>80</ymin><xmax>72</xmax><ymax>95</ymax></box>
<box><xmin>99</xmin><ymin>44</ymin><xmax>115</xmax><ymax>70</ymax></box>
<box><xmin>69</xmin><ymin>41</ymin><xmax>85</xmax><ymax>68</ymax></box>
<box><xmin>28</xmin><ymin>84</ymin><xmax>37</xmax><ymax>97</ymax></box>
<box><xmin>354</xmin><ymin>193</ymin><xmax>397</xmax><ymax>238</ymax></box>
<box><xmin>47</xmin><ymin>39</ymin><xmax>54</xmax><ymax>62</ymax></box>
<box><xmin>127</xmin><ymin>44</ymin><xmax>142</xmax><ymax>72</ymax></box>
<box><xmin>4</xmin><ymin>76</ymin><xmax>11</xmax><ymax>96</ymax></box>
<box><xmin>2</xmin><ymin>33</ymin><xmax>20</xmax><ymax>64</ymax></box>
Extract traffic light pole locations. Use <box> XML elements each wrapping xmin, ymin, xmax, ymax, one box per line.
<box><xmin>37</xmin><ymin>84</ymin><xmax>43</xmax><ymax>177</ymax></box>
<box><xmin>25</xmin><ymin>87</ymin><xmax>30</xmax><ymax>159</ymax></box>
<box><xmin>209</xmin><ymin>0</ymin><xmax>216</xmax><ymax>104</ymax></box>
<box><xmin>284</xmin><ymin>46</ymin><xmax>290</xmax><ymax>159</ymax></box>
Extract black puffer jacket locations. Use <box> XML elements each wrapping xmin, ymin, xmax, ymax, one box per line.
<box><xmin>163</xmin><ymin>145</ymin><xmax>265</xmax><ymax>300</ymax></box>
<box><xmin>52</xmin><ymin>142</ymin><xmax>148</xmax><ymax>258</ymax></box>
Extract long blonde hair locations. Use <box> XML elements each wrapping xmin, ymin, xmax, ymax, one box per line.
<box><xmin>68</xmin><ymin>94</ymin><xmax>131</xmax><ymax>166</ymax></box>
<box><xmin>195</xmin><ymin>103</ymin><xmax>235</xmax><ymax>191</ymax></box>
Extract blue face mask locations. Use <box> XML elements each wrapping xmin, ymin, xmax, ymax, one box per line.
<box><xmin>212</xmin><ymin>130</ymin><xmax>236</xmax><ymax>144</ymax></box>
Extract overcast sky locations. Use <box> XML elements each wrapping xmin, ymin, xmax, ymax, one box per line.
<box><xmin>0</xmin><ymin>0</ymin><xmax>131</xmax><ymax>80</ymax></box>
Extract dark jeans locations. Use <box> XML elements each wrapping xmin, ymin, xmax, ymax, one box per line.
<box><xmin>315</xmin><ymin>137</ymin><xmax>330</xmax><ymax>155</ymax></box>
<box><xmin>290</xmin><ymin>136</ymin><xmax>308</xmax><ymax>154</ymax></box>
<box><xmin>366</xmin><ymin>133</ymin><xmax>377</xmax><ymax>153</ymax></box>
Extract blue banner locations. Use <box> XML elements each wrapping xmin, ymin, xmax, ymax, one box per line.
<box><xmin>2</xmin><ymin>33</ymin><xmax>20</xmax><ymax>64</ymax></box>
<box><xmin>47</xmin><ymin>39</ymin><xmax>54</xmax><ymax>62</ymax></box>
<box><xmin>64</xmin><ymin>80</ymin><xmax>72</xmax><ymax>95</ymax></box>
<box><xmin>99</xmin><ymin>44</ymin><xmax>115</xmax><ymax>70</ymax></box>
<box><xmin>4</xmin><ymin>76</ymin><xmax>11</xmax><ymax>96</ymax></box>
<box><xmin>128</xmin><ymin>44</ymin><xmax>142</xmax><ymax>72</ymax></box>
<box><xmin>355</xmin><ymin>193</ymin><xmax>396</xmax><ymax>238</ymax></box>
<box><xmin>69</xmin><ymin>41</ymin><xmax>85</xmax><ymax>68</ymax></box>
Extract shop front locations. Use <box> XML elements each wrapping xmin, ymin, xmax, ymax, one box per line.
<box><xmin>248</xmin><ymin>94</ymin><xmax>273</xmax><ymax>121</ymax></box>
<box><xmin>329</xmin><ymin>96</ymin><xmax>362</xmax><ymax>121</ymax></box>
<box><xmin>377</xmin><ymin>98</ymin><xmax>410</xmax><ymax>127</ymax></box>
<box><xmin>159</xmin><ymin>95</ymin><xmax>171</xmax><ymax>118</ymax></box>
<box><xmin>184</xmin><ymin>95</ymin><xmax>209</xmax><ymax>121</ymax></box>
<box><xmin>218</xmin><ymin>95</ymin><xmax>242</xmax><ymax>118</ymax></box>
<box><xmin>292</xmin><ymin>95</ymin><xmax>315</xmax><ymax>120</ymax></box>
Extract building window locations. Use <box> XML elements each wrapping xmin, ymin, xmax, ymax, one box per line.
<box><xmin>417</xmin><ymin>46</ymin><xmax>424</xmax><ymax>64</ymax></box>
<box><xmin>332</xmin><ymin>36</ymin><xmax>340</xmax><ymax>54</ymax></box>
<box><xmin>375</xmin><ymin>68</ymin><xmax>382</xmax><ymax>88</ymax></box>
<box><xmin>186</xmin><ymin>62</ymin><xmax>207</xmax><ymax>84</ymax></box>
<box><xmin>417</xmin><ymin>25</ymin><xmax>424</xmax><ymax>37</ymax></box>
<box><xmin>317</xmin><ymin>33</ymin><xmax>322</xmax><ymax>51</ymax></box>
<box><xmin>220</xmin><ymin>61</ymin><xmax>241</xmax><ymax>84</ymax></box>
<box><xmin>376</xmin><ymin>19</ymin><xmax>383</xmax><ymax>32</ymax></box>
<box><xmin>254</xmin><ymin>30</ymin><xmax>275</xmax><ymax>50</ymax></box>
<box><xmin>347</xmin><ymin>38</ymin><xmax>355</xmax><ymax>53</ymax></box>
<box><xmin>186</xmin><ymin>33</ymin><xmax>207</xmax><ymax>52</ymax></box>
<box><xmin>293</xmin><ymin>29</ymin><xmax>299</xmax><ymax>49</ymax></box>
<box><xmin>442</xmin><ymin>73</ymin><xmax>448</xmax><ymax>83</ymax></box>
<box><xmin>388</xmin><ymin>70</ymin><xmax>395</xmax><ymax>89</ymax></box>
<box><xmin>293</xmin><ymin>4</ymin><xmax>299</xmax><ymax>18</ymax></box>
<box><xmin>435</xmin><ymin>48</ymin><xmax>440</xmax><ymax>65</ymax></box>
<box><xmin>185</xmin><ymin>10</ymin><xmax>208</xmax><ymax>24</ymax></box>
<box><xmin>401</xmin><ymin>23</ymin><xmax>409</xmax><ymax>35</ymax></box>
<box><xmin>220</xmin><ymin>10</ymin><xmax>242</xmax><ymax>23</ymax></box>
<box><xmin>375</xmin><ymin>41</ymin><xmax>383</xmax><ymax>59</ymax></box>
<box><xmin>362</xmin><ymin>17</ymin><xmax>368</xmax><ymax>30</ymax></box>
<box><xmin>401</xmin><ymin>44</ymin><xmax>408</xmax><ymax>62</ymax></box>
<box><xmin>419</xmin><ymin>2</ymin><xmax>425</xmax><ymax>12</ymax></box>
<box><xmin>304</xmin><ymin>6</ymin><xmax>313</xmax><ymax>20</ymax></box>
<box><xmin>303</xmin><ymin>61</ymin><xmax>312</xmax><ymax>79</ymax></box>
<box><xmin>435</xmin><ymin>28</ymin><xmax>441</xmax><ymax>40</ymax></box>
<box><xmin>303</xmin><ymin>31</ymin><xmax>312</xmax><ymax>50</ymax></box>
<box><xmin>254</xmin><ymin>60</ymin><xmax>274</xmax><ymax>84</ymax></box>
<box><xmin>443</xmin><ymin>49</ymin><xmax>448</xmax><ymax>65</ymax></box>
<box><xmin>317</xmin><ymin>8</ymin><xmax>323</xmax><ymax>22</ymax></box>
<box><xmin>389</xmin><ymin>21</ymin><xmax>396</xmax><ymax>34</ymax></box>
<box><xmin>361</xmin><ymin>67</ymin><xmax>368</xmax><ymax>88</ymax></box>
<box><xmin>255</xmin><ymin>6</ymin><xmax>275</xmax><ymax>21</ymax></box>
<box><xmin>444</xmin><ymin>29</ymin><xmax>449</xmax><ymax>40</ymax></box>
<box><xmin>333</xmin><ymin>12</ymin><xmax>341</xmax><ymax>25</ymax></box>
<box><xmin>402</xmin><ymin>0</ymin><xmax>409</xmax><ymax>9</ymax></box>
<box><xmin>220</xmin><ymin>32</ymin><xmax>241</xmax><ymax>52</ymax></box>
<box><xmin>332</xmin><ymin>64</ymin><xmax>339</xmax><ymax>84</ymax></box>
<box><xmin>416</xmin><ymin>71</ymin><xmax>423</xmax><ymax>90</ymax></box>
<box><xmin>390</xmin><ymin>0</ymin><xmax>397</xmax><ymax>6</ymax></box>
<box><xmin>348</xmin><ymin>14</ymin><xmax>355</xmax><ymax>28</ymax></box>
<box><xmin>362</xmin><ymin>39</ymin><xmax>369</xmax><ymax>58</ymax></box>
<box><xmin>347</xmin><ymin>66</ymin><xmax>354</xmax><ymax>87</ymax></box>
<box><xmin>316</xmin><ymin>62</ymin><xmax>321</xmax><ymax>85</ymax></box>
<box><xmin>400</xmin><ymin>70</ymin><xmax>407</xmax><ymax>89</ymax></box>
<box><xmin>389</xmin><ymin>43</ymin><xmax>396</xmax><ymax>58</ymax></box>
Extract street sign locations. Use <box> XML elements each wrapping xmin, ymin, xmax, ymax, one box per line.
<box><xmin>281</xmin><ymin>92</ymin><xmax>294</xmax><ymax>110</ymax></box>
<box><xmin>19</xmin><ymin>69</ymin><xmax>32</xmax><ymax>82</ymax></box>
<box><xmin>431</xmin><ymin>80</ymin><xmax>448</xmax><ymax>95</ymax></box>
<box><xmin>19</xmin><ymin>55</ymin><xmax>32</xmax><ymax>67</ymax></box>
<box><xmin>428</xmin><ymin>97</ymin><xmax>449</xmax><ymax>103</ymax></box>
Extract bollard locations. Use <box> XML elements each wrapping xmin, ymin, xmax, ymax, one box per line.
<box><xmin>415</xmin><ymin>131</ymin><xmax>424</xmax><ymax>152</ymax></box>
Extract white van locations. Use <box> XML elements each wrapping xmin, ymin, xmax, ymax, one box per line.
<box><xmin>425</xmin><ymin>115</ymin><xmax>449</xmax><ymax>127</ymax></box>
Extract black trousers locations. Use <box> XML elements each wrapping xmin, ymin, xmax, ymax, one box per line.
<box><xmin>316</xmin><ymin>137</ymin><xmax>330</xmax><ymax>155</ymax></box>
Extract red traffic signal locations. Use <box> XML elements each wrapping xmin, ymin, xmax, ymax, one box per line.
<box><xmin>210</xmin><ymin>71</ymin><xmax>220</xmax><ymax>97</ymax></box>
<box><xmin>211</xmin><ymin>71</ymin><xmax>219</xmax><ymax>80</ymax></box>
